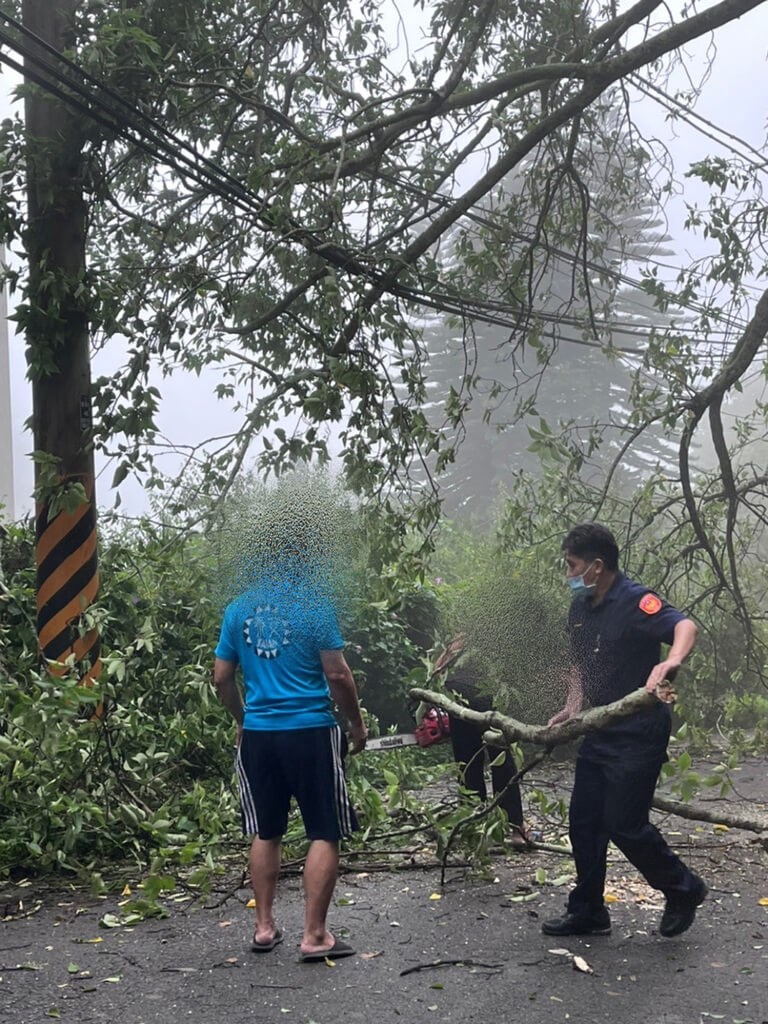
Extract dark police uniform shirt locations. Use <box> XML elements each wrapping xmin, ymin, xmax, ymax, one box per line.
<box><xmin>568</xmin><ymin>572</ymin><xmax>685</xmax><ymax>764</ymax></box>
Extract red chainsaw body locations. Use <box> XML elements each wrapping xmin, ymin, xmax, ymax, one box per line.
<box><xmin>413</xmin><ymin>707</ymin><xmax>451</xmax><ymax>747</ymax></box>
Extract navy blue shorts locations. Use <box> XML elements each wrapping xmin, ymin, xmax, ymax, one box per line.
<box><xmin>236</xmin><ymin>724</ymin><xmax>359</xmax><ymax>842</ymax></box>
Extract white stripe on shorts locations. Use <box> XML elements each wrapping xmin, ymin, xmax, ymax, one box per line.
<box><xmin>330</xmin><ymin>725</ymin><xmax>354</xmax><ymax>836</ymax></box>
<box><xmin>236</xmin><ymin>744</ymin><xmax>260</xmax><ymax>835</ymax></box>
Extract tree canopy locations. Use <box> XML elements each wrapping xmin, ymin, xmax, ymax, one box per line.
<box><xmin>1</xmin><ymin>0</ymin><xmax>768</xmax><ymax>658</ymax></box>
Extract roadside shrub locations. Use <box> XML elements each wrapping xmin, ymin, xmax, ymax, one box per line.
<box><xmin>0</xmin><ymin>518</ymin><xmax>240</xmax><ymax>876</ymax></box>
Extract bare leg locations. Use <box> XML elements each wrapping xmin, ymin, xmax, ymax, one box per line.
<box><xmin>249</xmin><ymin>835</ymin><xmax>281</xmax><ymax>943</ymax></box>
<box><xmin>300</xmin><ymin>839</ymin><xmax>339</xmax><ymax>954</ymax></box>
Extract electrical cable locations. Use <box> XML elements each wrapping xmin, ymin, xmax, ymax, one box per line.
<box><xmin>0</xmin><ymin>24</ymin><xmax>274</xmax><ymax>223</ymax></box>
<box><xmin>0</xmin><ymin>10</ymin><xmax>761</xmax><ymax>353</ymax></box>
<box><xmin>0</xmin><ymin>14</ymin><xmax>392</xmax><ymax>300</ymax></box>
<box><xmin>0</xmin><ymin>11</ymin><xmax>267</xmax><ymax>203</ymax></box>
<box><xmin>628</xmin><ymin>73</ymin><xmax>768</xmax><ymax>174</ymax></box>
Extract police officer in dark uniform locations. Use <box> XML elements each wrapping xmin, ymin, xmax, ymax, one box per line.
<box><xmin>542</xmin><ymin>523</ymin><xmax>706</xmax><ymax>939</ymax></box>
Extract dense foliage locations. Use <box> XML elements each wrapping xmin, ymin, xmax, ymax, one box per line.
<box><xmin>2</xmin><ymin>493</ymin><xmax>765</xmax><ymax>881</ymax></box>
<box><xmin>2</xmin><ymin>0</ymin><xmax>768</xmax><ymax>886</ymax></box>
<box><xmin>2</xmin><ymin>0</ymin><xmax>767</xmax><ymax>549</ymax></box>
<box><xmin>0</xmin><ymin>501</ymin><xmax>444</xmax><ymax>878</ymax></box>
<box><xmin>0</xmin><ymin>518</ymin><xmax>231</xmax><ymax>875</ymax></box>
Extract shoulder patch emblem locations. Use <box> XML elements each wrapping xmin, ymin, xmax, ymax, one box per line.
<box><xmin>639</xmin><ymin>593</ymin><xmax>662</xmax><ymax>615</ymax></box>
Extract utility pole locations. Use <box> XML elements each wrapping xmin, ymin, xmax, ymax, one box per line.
<box><xmin>23</xmin><ymin>0</ymin><xmax>101</xmax><ymax>685</ymax></box>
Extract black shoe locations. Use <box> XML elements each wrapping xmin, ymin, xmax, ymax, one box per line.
<box><xmin>541</xmin><ymin>909</ymin><xmax>611</xmax><ymax>936</ymax></box>
<box><xmin>659</xmin><ymin>878</ymin><xmax>707</xmax><ymax>938</ymax></box>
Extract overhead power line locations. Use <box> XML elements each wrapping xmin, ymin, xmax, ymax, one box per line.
<box><xmin>373</xmin><ymin>169</ymin><xmax>755</xmax><ymax>341</ymax></box>
<box><xmin>629</xmin><ymin>73</ymin><xmax>768</xmax><ymax>175</ymax></box>
<box><xmin>0</xmin><ymin>10</ymin><xmax>761</xmax><ymax>353</ymax></box>
<box><xmin>0</xmin><ymin>12</ymin><xmax>385</xmax><ymax>282</ymax></box>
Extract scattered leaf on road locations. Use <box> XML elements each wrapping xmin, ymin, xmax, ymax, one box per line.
<box><xmin>573</xmin><ymin>956</ymin><xmax>594</xmax><ymax>974</ymax></box>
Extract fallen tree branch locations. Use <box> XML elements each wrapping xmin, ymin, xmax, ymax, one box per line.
<box><xmin>652</xmin><ymin>794</ymin><xmax>768</xmax><ymax>839</ymax></box>
<box><xmin>400</xmin><ymin>958</ymin><xmax>503</xmax><ymax>976</ymax></box>
<box><xmin>409</xmin><ymin>684</ymin><xmax>674</xmax><ymax>746</ymax></box>
<box><xmin>528</xmin><ymin>840</ymin><xmax>572</xmax><ymax>855</ymax></box>
<box><xmin>411</xmin><ymin>685</ymin><xmax>768</xmax><ymax>846</ymax></box>
<box><xmin>437</xmin><ymin>748</ymin><xmax>551</xmax><ymax>886</ymax></box>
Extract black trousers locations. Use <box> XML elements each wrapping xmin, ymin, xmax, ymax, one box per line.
<box><xmin>449</xmin><ymin>713</ymin><xmax>524</xmax><ymax>827</ymax></box>
<box><xmin>567</xmin><ymin>754</ymin><xmax>700</xmax><ymax>915</ymax></box>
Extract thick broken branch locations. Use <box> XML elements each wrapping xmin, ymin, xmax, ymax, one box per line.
<box><xmin>652</xmin><ymin>794</ymin><xmax>768</xmax><ymax>844</ymax></box>
<box><xmin>411</xmin><ymin>687</ymin><xmax>768</xmax><ymax>849</ymax></box>
<box><xmin>676</xmin><ymin>285</ymin><xmax>768</xmax><ymax>667</ymax></box>
<box><xmin>409</xmin><ymin>684</ymin><xmax>673</xmax><ymax>748</ymax></box>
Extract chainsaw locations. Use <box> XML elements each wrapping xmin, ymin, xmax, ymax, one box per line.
<box><xmin>365</xmin><ymin>706</ymin><xmax>451</xmax><ymax>752</ymax></box>
<box><xmin>364</xmin><ymin>635</ymin><xmax>468</xmax><ymax>753</ymax></box>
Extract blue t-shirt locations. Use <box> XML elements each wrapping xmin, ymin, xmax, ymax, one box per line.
<box><xmin>215</xmin><ymin>578</ymin><xmax>344</xmax><ymax>731</ymax></box>
<box><xmin>568</xmin><ymin>572</ymin><xmax>685</xmax><ymax>762</ymax></box>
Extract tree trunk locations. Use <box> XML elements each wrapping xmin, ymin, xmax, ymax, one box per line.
<box><xmin>24</xmin><ymin>0</ymin><xmax>101</xmax><ymax>686</ymax></box>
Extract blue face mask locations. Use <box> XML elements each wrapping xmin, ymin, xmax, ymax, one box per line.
<box><xmin>566</xmin><ymin>562</ymin><xmax>596</xmax><ymax>597</ymax></box>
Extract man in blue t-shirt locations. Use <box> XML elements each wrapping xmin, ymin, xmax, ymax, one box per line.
<box><xmin>541</xmin><ymin>523</ymin><xmax>706</xmax><ymax>940</ymax></box>
<box><xmin>214</xmin><ymin>563</ymin><xmax>367</xmax><ymax>962</ymax></box>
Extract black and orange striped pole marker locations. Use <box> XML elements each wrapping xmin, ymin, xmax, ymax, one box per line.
<box><xmin>36</xmin><ymin>476</ymin><xmax>102</xmax><ymax>693</ymax></box>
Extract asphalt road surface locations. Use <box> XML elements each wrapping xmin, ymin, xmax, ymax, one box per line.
<box><xmin>2</xmin><ymin>758</ymin><xmax>766</xmax><ymax>1024</ymax></box>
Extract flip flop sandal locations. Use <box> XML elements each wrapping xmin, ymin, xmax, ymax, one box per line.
<box><xmin>299</xmin><ymin>938</ymin><xmax>356</xmax><ymax>963</ymax></box>
<box><xmin>251</xmin><ymin>927</ymin><xmax>283</xmax><ymax>953</ymax></box>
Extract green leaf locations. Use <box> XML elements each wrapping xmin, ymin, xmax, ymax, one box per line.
<box><xmin>99</xmin><ymin>913</ymin><xmax>122</xmax><ymax>929</ymax></box>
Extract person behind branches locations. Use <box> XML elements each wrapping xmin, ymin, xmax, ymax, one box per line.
<box><xmin>434</xmin><ymin>635</ymin><xmax>531</xmax><ymax>850</ymax></box>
